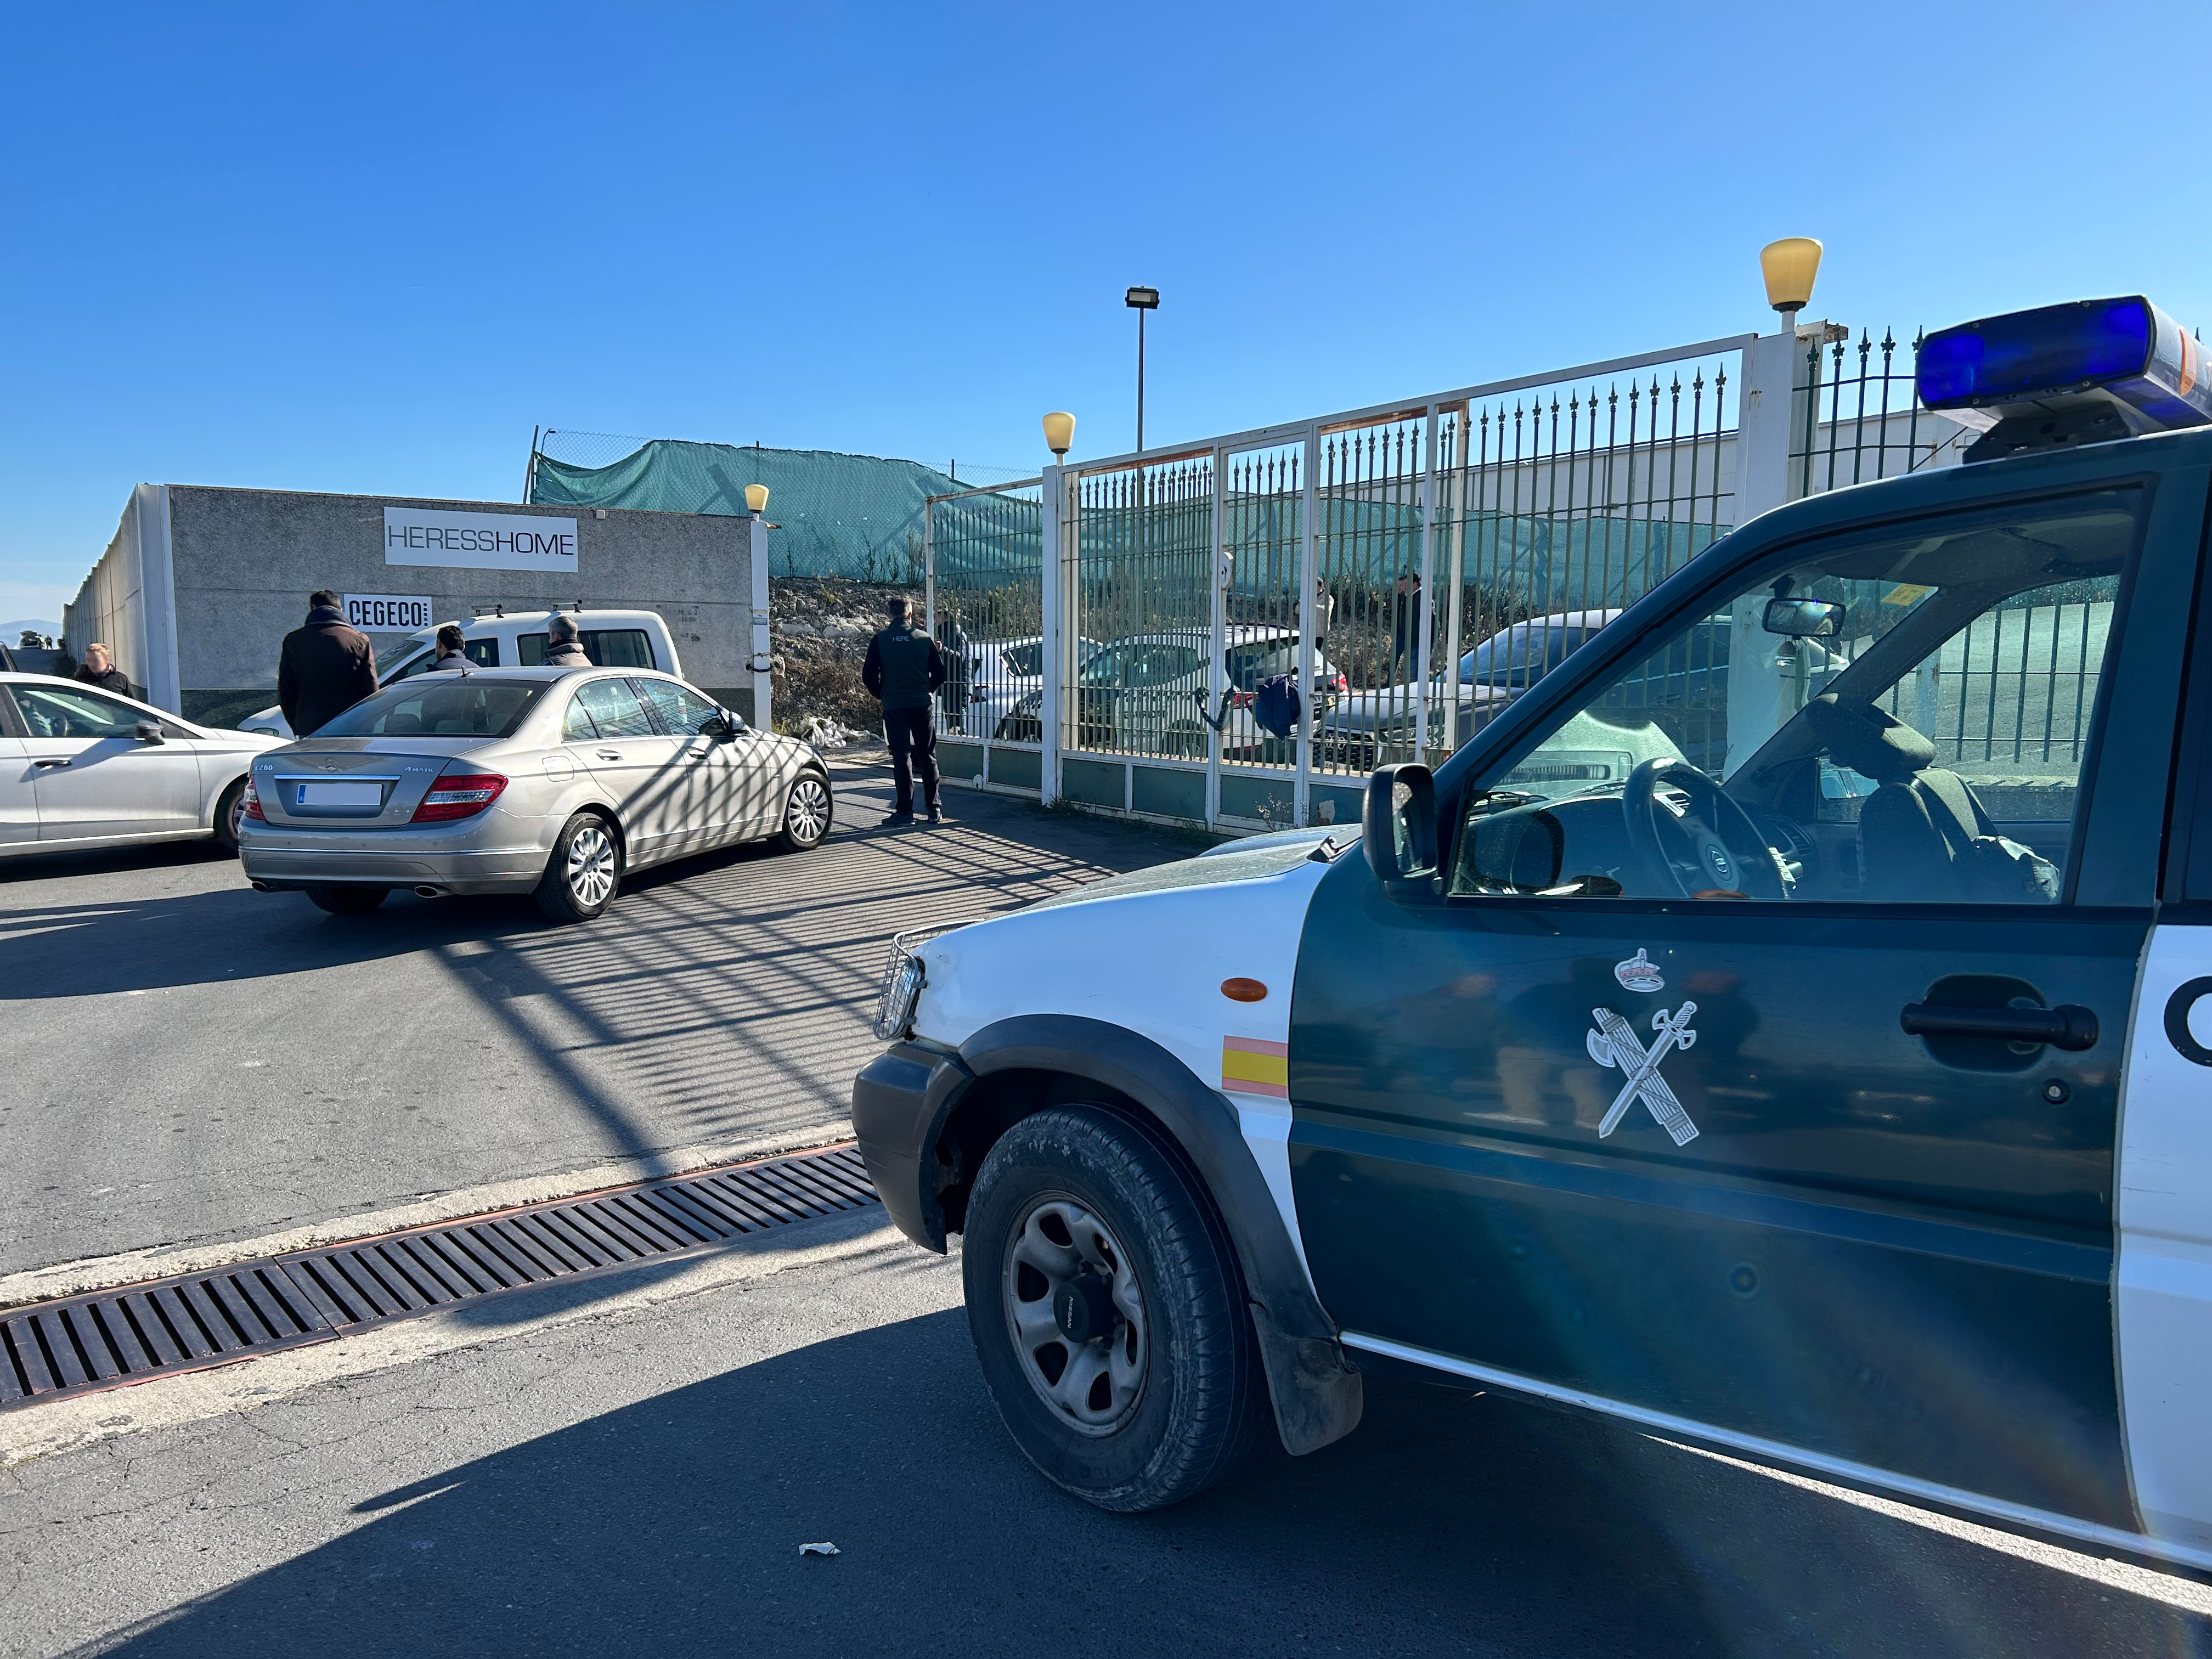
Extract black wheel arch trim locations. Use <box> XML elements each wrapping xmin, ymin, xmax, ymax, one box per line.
<box><xmin>851</xmin><ymin>1013</ymin><xmax>1362</xmax><ymax>1455</ymax></box>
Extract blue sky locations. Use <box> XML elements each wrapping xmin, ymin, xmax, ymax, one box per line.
<box><xmin>5</xmin><ymin>1</ymin><xmax>2210</xmax><ymax>626</ymax></box>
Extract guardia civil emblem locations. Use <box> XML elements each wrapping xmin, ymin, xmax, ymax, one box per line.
<box><xmin>1586</xmin><ymin>1001</ymin><xmax>1700</xmax><ymax>1146</ymax></box>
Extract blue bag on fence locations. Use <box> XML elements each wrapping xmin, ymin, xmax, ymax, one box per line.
<box><xmin>1252</xmin><ymin>673</ymin><xmax>1302</xmax><ymax>740</ymax></box>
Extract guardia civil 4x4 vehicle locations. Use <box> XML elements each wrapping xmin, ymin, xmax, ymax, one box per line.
<box><xmin>855</xmin><ymin>297</ymin><xmax>2212</xmax><ymax>1570</ymax></box>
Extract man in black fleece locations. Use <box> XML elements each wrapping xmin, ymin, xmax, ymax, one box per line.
<box><xmin>861</xmin><ymin>597</ymin><xmax>947</xmax><ymax>827</ymax></box>
<box><xmin>278</xmin><ymin>590</ymin><xmax>379</xmax><ymax>735</ymax></box>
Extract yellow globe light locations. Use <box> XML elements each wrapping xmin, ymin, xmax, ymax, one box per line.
<box><xmin>1042</xmin><ymin>411</ymin><xmax>1076</xmax><ymax>458</ymax></box>
<box><xmin>1760</xmin><ymin>238</ymin><xmax>1823</xmax><ymax>319</ymax></box>
<box><xmin>743</xmin><ymin>483</ymin><xmax>769</xmax><ymax>515</ymax></box>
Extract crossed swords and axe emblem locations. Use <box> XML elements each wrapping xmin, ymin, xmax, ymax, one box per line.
<box><xmin>1585</xmin><ymin>1002</ymin><xmax>1701</xmax><ymax>1146</ymax></box>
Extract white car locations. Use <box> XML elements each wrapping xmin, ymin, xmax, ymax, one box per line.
<box><xmin>1042</xmin><ymin>627</ymin><xmax>1346</xmax><ymax>760</ymax></box>
<box><xmin>0</xmin><ymin>673</ymin><xmax>281</xmax><ymax>857</ymax></box>
<box><xmin>240</xmin><ymin>608</ymin><xmax>684</xmax><ymax>738</ymax></box>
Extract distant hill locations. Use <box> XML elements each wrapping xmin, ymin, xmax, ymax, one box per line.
<box><xmin>3</xmin><ymin>619</ymin><xmax>60</xmax><ymax>644</ymax></box>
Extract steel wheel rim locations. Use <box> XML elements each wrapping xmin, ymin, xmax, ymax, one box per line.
<box><xmin>566</xmin><ymin>823</ymin><xmax>616</xmax><ymax>906</ymax></box>
<box><xmin>1002</xmin><ymin>1194</ymin><xmax>1147</xmax><ymax>1437</ymax></box>
<box><xmin>787</xmin><ymin>778</ymin><xmax>829</xmax><ymax>844</ymax></box>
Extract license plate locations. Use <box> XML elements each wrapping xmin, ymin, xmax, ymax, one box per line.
<box><xmin>294</xmin><ymin>781</ymin><xmax>383</xmax><ymax>809</ymax></box>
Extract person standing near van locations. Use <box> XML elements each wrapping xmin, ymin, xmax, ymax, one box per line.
<box><xmin>74</xmin><ymin>643</ymin><xmax>134</xmax><ymax>697</ymax></box>
<box><xmin>542</xmin><ymin>613</ymin><xmax>591</xmax><ymax>668</ymax></box>
<box><xmin>427</xmin><ymin>624</ymin><xmax>471</xmax><ymax>672</ymax></box>
<box><xmin>278</xmin><ymin>590</ymin><xmax>378</xmax><ymax>736</ymax></box>
<box><xmin>862</xmin><ymin>596</ymin><xmax>947</xmax><ymax>827</ymax></box>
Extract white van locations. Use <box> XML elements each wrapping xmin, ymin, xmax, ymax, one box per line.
<box><xmin>241</xmin><ymin>608</ymin><xmax>683</xmax><ymax>738</ymax></box>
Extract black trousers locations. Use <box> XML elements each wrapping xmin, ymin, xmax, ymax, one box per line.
<box><xmin>884</xmin><ymin>706</ymin><xmax>939</xmax><ymax>814</ymax></box>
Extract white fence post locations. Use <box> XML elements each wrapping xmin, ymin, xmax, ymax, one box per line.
<box><xmin>1295</xmin><ymin>424</ymin><xmax>1318</xmax><ymax>827</ymax></box>
<box><xmin>1207</xmin><ymin>445</ymin><xmax>1227</xmax><ymax>829</ymax></box>
<box><xmin>1040</xmin><ymin>464</ymin><xmax>1065</xmax><ymax>806</ymax></box>
<box><xmin>748</xmin><ymin>513</ymin><xmax>772</xmax><ymax>733</ymax></box>
<box><xmin>1722</xmin><ymin>328</ymin><xmax>1799</xmax><ymax>776</ymax></box>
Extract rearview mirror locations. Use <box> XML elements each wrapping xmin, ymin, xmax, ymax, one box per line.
<box><xmin>133</xmin><ymin>721</ymin><xmax>166</xmax><ymax>745</ymax></box>
<box><xmin>1363</xmin><ymin>763</ymin><xmax>1439</xmax><ymax>901</ymax></box>
<box><xmin>1763</xmin><ymin>596</ymin><xmax>1847</xmax><ymax>639</ymax></box>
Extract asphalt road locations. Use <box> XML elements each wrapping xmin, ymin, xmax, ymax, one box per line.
<box><xmin>0</xmin><ymin>761</ymin><xmax>1206</xmax><ymax>1278</ymax></box>
<box><xmin>3</xmin><ymin>1210</ymin><xmax>2207</xmax><ymax>1659</ymax></box>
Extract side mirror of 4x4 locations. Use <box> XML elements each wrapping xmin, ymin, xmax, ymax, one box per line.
<box><xmin>1364</xmin><ymin>762</ymin><xmax>1438</xmax><ymax>901</ymax></box>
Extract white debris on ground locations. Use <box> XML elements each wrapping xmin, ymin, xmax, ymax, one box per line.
<box><xmin>798</xmin><ymin>1541</ymin><xmax>842</xmax><ymax>1558</ymax></box>
<box><xmin>798</xmin><ymin>715</ymin><xmax>857</xmax><ymax>750</ymax></box>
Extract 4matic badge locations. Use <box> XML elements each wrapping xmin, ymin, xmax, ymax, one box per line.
<box><xmin>1586</xmin><ymin>1001</ymin><xmax>1701</xmax><ymax>1146</ymax></box>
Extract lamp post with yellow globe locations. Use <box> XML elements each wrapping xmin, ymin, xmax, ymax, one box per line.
<box><xmin>1760</xmin><ymin>238</ymin><xmax>1822</xmax><ymax>326</ymax></box>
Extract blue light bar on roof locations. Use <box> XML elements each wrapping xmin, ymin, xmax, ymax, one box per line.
<box><xmin>1918</xmin><ymin>297</ymin><xmax>2212</xmax><ymax>437</ymax></box>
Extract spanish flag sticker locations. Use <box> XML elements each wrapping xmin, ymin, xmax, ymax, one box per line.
<box><xmin>1222</xmin><ymin>1036</ymin><xmax>1289</xmax><ymax>1099</ymax></box>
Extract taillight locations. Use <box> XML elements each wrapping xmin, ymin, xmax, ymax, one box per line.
<box><xmin>1331</xmin><ymin>673</ymin><xmax>1348</xmax><ymax>692</ymax></box>
<box><xmin>1230</xmin><ymin>690</ymin><xmax>1255</xmax><ymax>709</ymax></box>
<box><xmin>411</xmin><ymin>771</ymin><xmax>508</xmax><ymax>823</ymax></box>
<box><xmin>241</xmin><ymin>777</ymin><xmax>264</xmax><ymax>820</ymax></box>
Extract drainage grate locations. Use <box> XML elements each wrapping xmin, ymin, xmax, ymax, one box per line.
<box><xmin>0</xmin><ymin>1143</ymin><xmax>877</xmax><ymax>1411</ymax></box>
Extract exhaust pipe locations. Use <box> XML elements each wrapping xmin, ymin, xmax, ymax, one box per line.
<box><xmin>250</xmin><ymin>879</ymin><xmax>274</xmax><ymax>893</ymax></box>
<box><xmin>414</xmin><ymin>885</ymin><xmax>447</xmax><ymax>899</ymax></box>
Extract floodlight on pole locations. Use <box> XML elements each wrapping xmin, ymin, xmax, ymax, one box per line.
<box><xmin>1042</xmin><ymin>411</ymin><xmax>1076</xmax><ymax>460</ymax></box>
<box><xmin>743</xmin><ymin>483</ymin><xmax>769</xmax><ymax>515</ymax></box>
<box><xmin>1760</xmin><ymin>238</ymin><xmax>1823</xmax><ymax>323</ymax></box>
<box><xmin>1125</xmin><ymin>286</ymin><xmax>1159</xmax><ymax>453</ymax></box>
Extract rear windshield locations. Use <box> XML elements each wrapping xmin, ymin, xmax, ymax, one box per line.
<box><xmin>315</xmin><ymin>681</ymin><xmax>544</xmax><ymax>739</ymax></box>
<box><xmin>517</xmin><ymin>629</ymin><xmax>654</xmax><ymax>669</ymax></box>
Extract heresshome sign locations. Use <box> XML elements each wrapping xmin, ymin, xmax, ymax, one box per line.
<box><xmin>383</xmin><ymin>506</ymin><xmax>578</xmax><ymax>573</ymax></box>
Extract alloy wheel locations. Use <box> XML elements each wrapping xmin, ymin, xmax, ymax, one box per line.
<box><xmin>1002</xmin><ymin>1195</ymin><xmax>1148</xmax><ymax>1437</ymax></box>
<box><xmin>787</xmin><ymin>776</ymin><xmax>830</xmax><ymax>844</ymax></box>
<box><xmin>565</xmin><ymin>823</ymin><xmax>616</xmax><ymax>906</ymax></box>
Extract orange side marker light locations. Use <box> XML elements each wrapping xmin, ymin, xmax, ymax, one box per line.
<box><xmin>1221</xmin><ymin>978</ymin><xmax>1268</xmax><ymax>1003</ymax></box>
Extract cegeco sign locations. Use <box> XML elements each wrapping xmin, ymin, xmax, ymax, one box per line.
<box><xmin>342</xmin><ymin>594</ymin><xmax>437</xmax><ymax>632</ymax></box>
<box><xmin>383</xmin><ymin>506</ymin><xmax>578</xmax><ymax>574</ymax></box>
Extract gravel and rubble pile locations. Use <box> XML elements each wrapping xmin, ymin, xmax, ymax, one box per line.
<box><xmin>769</xmin><ymin>578</ymin><xmax>911</xmax><ymax>742</ymax></box>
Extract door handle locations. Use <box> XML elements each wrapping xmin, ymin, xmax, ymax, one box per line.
<box><xmin>596</xmin><ymin>749</ymin><xmax>623</xmax><ymax>761</ymax></box>
<box><xmin>32</xmin><ymin>758</ymin><xmax>71</xmax><ymax>769</ymax></box>
<box><xmin>1900</xmin><ymin>1002</ymin><xmax>2099</xmax><ymax>1051</ymax></box>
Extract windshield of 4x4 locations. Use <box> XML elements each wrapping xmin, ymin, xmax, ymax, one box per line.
<box><xmin>1452</xmin><ymin>490</ymin><xmax>2138</xmax><ymax>905</ymax></box>
<box><xmin>314</xmin><ymin>681</ymin><xmax>543</xmax><ymax>739</ymax></box>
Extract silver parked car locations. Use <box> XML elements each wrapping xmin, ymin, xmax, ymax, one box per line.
<box><xmin>238</xmin><ymin>667</ymin><xmax>832</xmax><ymax>922</ymax></box>
<box><xmin>0</xmin><ymin>672</ymin><xmax>281</xmax><ymax>858</ymax></box>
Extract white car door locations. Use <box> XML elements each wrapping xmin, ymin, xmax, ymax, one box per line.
<box><xmin>567</xmin><ymin>677</ymin><xmax>684</xmax><ymax>863</ymax></box>
<box><xmin>12</xmin><ymin>682</ymin><xmax>204</xmax><ymax>844</ymax></box>
<box><xmin>0</xmin><ymin>729</ymin><xmax>35</xmax><ymax>846</ymax></box>
<box><xmin>632</xmin><ymin>677</ymin><xmax>741</xmax><ymax>848</ymax></box>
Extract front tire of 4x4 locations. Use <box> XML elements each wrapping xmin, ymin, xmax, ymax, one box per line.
<box><xmin>962</xmin><ymin>1105</ymin><xmax>1265</xmax><ymax>1512</ymax></box>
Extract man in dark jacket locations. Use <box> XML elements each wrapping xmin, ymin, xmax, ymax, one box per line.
<box><xmin>862</xmin><ymin>597</ymin><xmax>947</xmax><ymax>827</ymax></box>
<box><xmin>278</xmin><ymin>591</ymin><xmax>379</xmax><ymax>736</ymax></box>
<box><xmin>74</xmin><ymin>643</ymin><xmax>134</xmax><ymax>697</ymax></box>
<box><xmin>541</xmin><ymin>613</ymin><xmax>591</xmax><ymax>668</ymax></box>
<box><xmin>427</xmin><ymin>624</ymin><xmax>471</xmax><ymax>671</ymax></box>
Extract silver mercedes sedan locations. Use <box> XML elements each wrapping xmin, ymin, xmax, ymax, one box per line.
<box><xmin>238</xmin><ymin>667</ymin><xmax>833</xmax><ymax>922</ymax></box>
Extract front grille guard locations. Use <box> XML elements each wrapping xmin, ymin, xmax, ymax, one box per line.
<box><xmin>871</xmin><ymin>919</ymin><xmax>986</xmax><ymax>1042</ymax></box>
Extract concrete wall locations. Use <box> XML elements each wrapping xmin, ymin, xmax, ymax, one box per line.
<box><xmin>83</xmin><ymin>487</ymin><xmax>756</xmax><ymax>729</ymax></box>
<box><xmin>63</xmin><ymin>485</ymin><xmax>178</xmax><ymax>709</ymax></box>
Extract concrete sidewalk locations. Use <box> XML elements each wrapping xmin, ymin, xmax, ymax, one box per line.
<box><xmin>0</xmin><ymin>760</ymin><xmax>1207</xmax><ymax>1281</ymax></box>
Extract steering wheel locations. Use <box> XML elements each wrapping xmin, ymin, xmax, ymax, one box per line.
<box><xmin>1621</xmin><ymin>758</ymin><xmax>1792</xmax><ymax>900</ymax></box>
